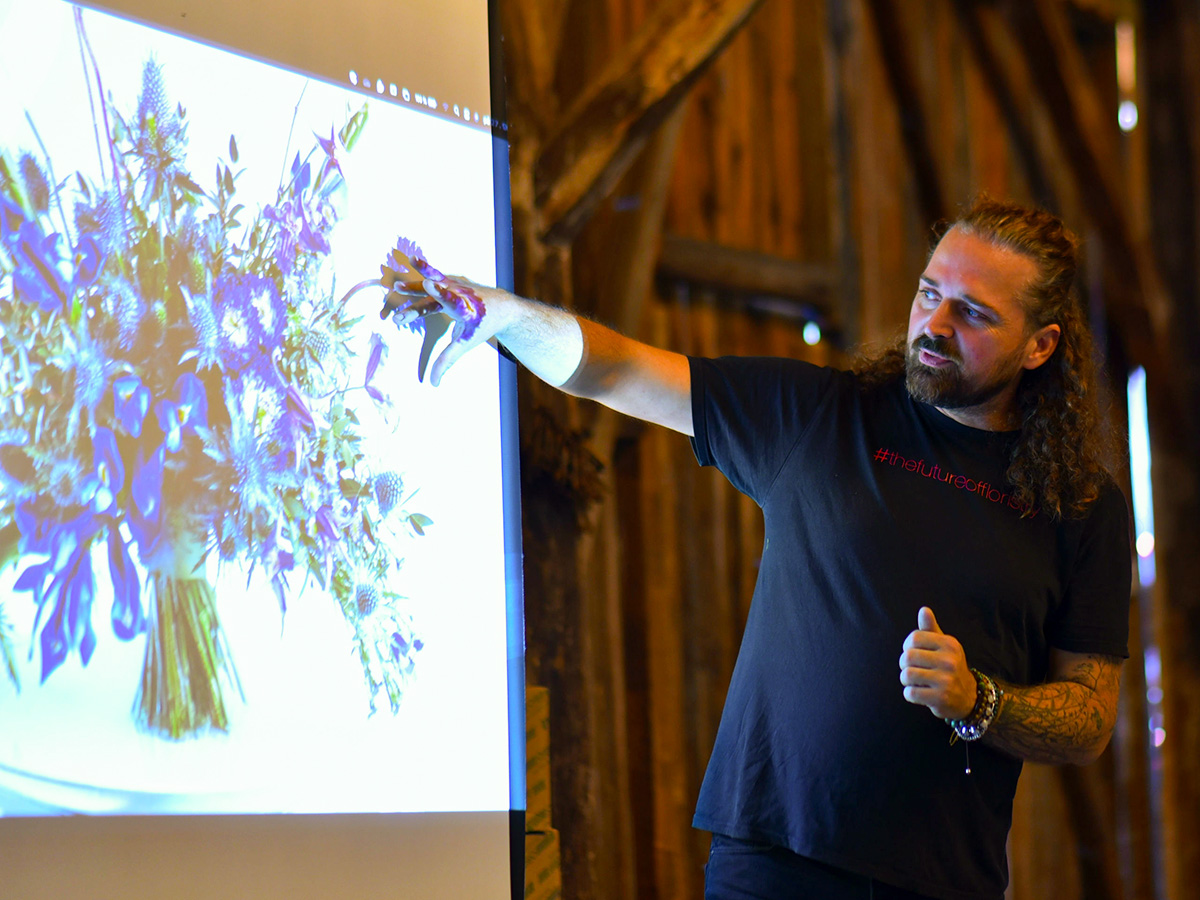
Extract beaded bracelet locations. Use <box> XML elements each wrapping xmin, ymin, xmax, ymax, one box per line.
<box><xmin>948</xmin><ymin>668</ymin><xmax>1002</xmax><ymax>744</ymax></box>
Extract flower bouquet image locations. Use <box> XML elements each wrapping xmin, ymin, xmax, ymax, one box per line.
<box><xmin>0</xmin><ymin>19</ymin><xmax>431</xmax><ymax>742</ymax></box>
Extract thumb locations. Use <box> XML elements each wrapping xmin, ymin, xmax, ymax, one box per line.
<box><xmin>917</xmin><ymin>606</ymin><xmax>943</xmax><ymax>634</ymax></box>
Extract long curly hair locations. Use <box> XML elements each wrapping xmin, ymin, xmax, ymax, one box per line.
<box><xmin>853</xmin><ymin>197</ymin><xmax>1115</xmax><ymax>520</ymax></box>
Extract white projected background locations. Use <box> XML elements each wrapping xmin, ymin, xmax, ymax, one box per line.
<box><xmin>0</xmin><ymin>0</ymin><xmax>509</xmax><ymax>818</ymax></box>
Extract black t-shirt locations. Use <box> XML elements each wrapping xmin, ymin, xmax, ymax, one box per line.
<box><xmin>689</xmin><ymin>356</ymin><xmax>1130</xmax><ymax>900</ymax></box>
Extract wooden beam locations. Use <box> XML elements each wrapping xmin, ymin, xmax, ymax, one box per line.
<box><xmin>587</xmin><ymin>103</ymin><xmax>692</xmax><ymax>467</ymax></box>
<box><xmin>823</xmin><ymin>0</ymin><xmax>862</xmax><ymax>347</ymax></box>
<box><xmin>534</xmin><ymin>0</ymin><xmax>766</xmax><ymax>246</ymax></box>
<box><xmin>1001</xmin><ymin>0</ymin><xmax>1171</xmax><ymax>364</ymax></box>
<box><xmin>863</xmin><ymin>0</ymin><xmax>949</xmax><ymax>226</ymax></box>
<box><xmin>499</xmin><ymin>0</ymin><xmax>558</xmax><ymax>133</ymax></box>
<box><xmin>1065</xmin><ymin>0</ymin><xmax>1125</xmax><ymax>23</ymax></box>
<box><xmin>950</xmin><ymin>0</ymin><xmax>1058</xmax><ymax>210</ymax></box>
<box><xmin>657</xmin><ymin>234</ymin><xmax>838</xmax><ymax>305</ymax></box>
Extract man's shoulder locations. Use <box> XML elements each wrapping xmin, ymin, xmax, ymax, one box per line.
<box><xmin>690</xmin><ymin>354</ymin><xmax>861</xmax><ymax>388</ymax></box>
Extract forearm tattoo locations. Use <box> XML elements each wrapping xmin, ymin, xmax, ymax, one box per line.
<box><xmin>983</xmin><ymin>653</ymin><xmax>1123</xmax><ymax>766</ymax></box>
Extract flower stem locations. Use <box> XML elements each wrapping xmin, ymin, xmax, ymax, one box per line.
<box><xmin>134</xmin><ymin>573</ymin><xmax>241</xmax><ymax>739</ymax></box>
<box><xmin>338</xmin><ymin>278</ymin><xmax>385</xmax><ymax>307</ymax></box>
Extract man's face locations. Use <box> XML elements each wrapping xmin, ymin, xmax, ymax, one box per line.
<box><xmin>905</xmin><ymin>226</ymin><xmax>1057</xmax><ymax>429</ymax></box>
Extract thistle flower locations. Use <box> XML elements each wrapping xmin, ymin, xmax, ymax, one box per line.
<box><xmin>135</xmin><ymin>59</ymin><xmax>183</xmax><ymax>148</ymax></box>
<box><xmin>18</xmin><ymin>152</ymin><xmax>50</xmax><ymax>213</ymax></box>
<box><xmin>74</xmin><ymin>186</ymin><xmax>125</xmax><ymax>257</ymax></box>
<box><xmin>45</xmin><ymin>455</ymin><xmax>84</xmax><ymax>508</ymax></box>
<box><xmin>355</xmin><ymin>583</ymin><xmax>380</xmax><ymax>617</ymax></box>
<box><xmin>132</xmin><ymin>60</ymin><xmax>185</xmax><ymax>199</ymax></box>
<box><xmin>136</xmin><ymin>60</ymin><xmax>171</xmax><ymax>131</ymax></box>
<box><xmin>109</xmin><ymin>277</ymin><xmax>145</xmax><ymax>350</ymax></box>
<box><xmin>183</xmin><ymin>287</ymin><xmax>221</xmax><ymax>370</ymax></box>
<box><xmin>372</xmin><ymin>471</ymin><xmax>404</xmax><ymax>517</ymax></box>
<box><xmin>68</xmin><ymin>329</ymin><xmax>113</xmax><ymax>417</ymax></box>
<box><xmin>211</xmin><ymin>272</ymin><xmax>282</xmax><ymax>372</ymax></box>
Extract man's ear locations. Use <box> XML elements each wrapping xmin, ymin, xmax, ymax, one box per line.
<box><xmin>1022</xmin><ymin>323</ymin><xmax>1061</xmax><ymax>371</ymax></box>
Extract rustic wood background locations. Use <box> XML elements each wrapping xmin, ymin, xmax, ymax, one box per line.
<box><xmin>501</xmin><ymin>1</ymin><xmax>1200</xmax><ymax>898</ymax></box>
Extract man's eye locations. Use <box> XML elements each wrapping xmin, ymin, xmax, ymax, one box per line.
<box><xmin>963</xmin><ymin>306</ymin><xmax>984</xmax><ymax>320</ymax></box>
<box><xmin>919</xmin><ymin>288</ymin><xmax>937</xmax><ymax>301</ymax></box>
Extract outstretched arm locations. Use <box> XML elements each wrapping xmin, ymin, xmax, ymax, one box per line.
<box><xmin>393</xmin><ymin>283</ymin><xmax>694</xmax><ymax>436</ymax></box>
<box><xmin>899</xmin><ymin>607</ymin><xmax>1122</xmax><ymax>765</ymax></box>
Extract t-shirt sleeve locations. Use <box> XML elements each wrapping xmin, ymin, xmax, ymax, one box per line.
<box><xmin>1046</xmin><ymin>481</ymin><xmax>1132</xmax><ymax>658</ymax></box>
<box><xmin>689</xmin><ymin>355</ymin><xmax>839</xmax><ymax>504</ymax></box>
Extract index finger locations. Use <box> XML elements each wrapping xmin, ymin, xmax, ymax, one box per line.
<box><xmin>903</xmin><ymin>629</ymin><xmax>948</xmax><ymax>652</ymax></box>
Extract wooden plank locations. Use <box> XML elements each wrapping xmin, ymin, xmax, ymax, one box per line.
<box><xmin>499</xmin><ymin>0</ymin><xmax>558</xmax><ymax>133</ymax></box>
<box><xmin>721</xmin><ymin>8</ymin><xmax>758</xmax><ymax>247</ymax></box>
<box><xmin>575</xmin><ymin>493</ymin><xmax>639</xmax><ymax>900</ymax></box>
<box><xmin>613</xmin><ymin>435</ymin><xmax>657</xmax><ymax>898</ymax></box>
<box><xmin>664</xmin><ymin>63</ymin><xmax>716</xmax><ymax>241</ymax></box>
<box><xmin>851</xmin><ymin>0</ymin><xmax>912</xmax><ymax>342</ymax></box>
<box><xmin>1114</xmin><ymin>594</ymin><xmax>1157</xmax><ymax>900</ymax></box>
<box><xmin>534</xmin><ymin>0</ymin><xmax>767</xmax><ymax>245</ymax></box>
<box><xmin>956</xmin><ymin>2</ymin><xmax>1015</xmax><ymax>200</ymax></box>
<box><xmin>795</xmin><ymin>0</ymin><xmax>834</xmax><ymax>262</ymax></box>
<box><xmin>586</xmin><ymin>101</ymin><xmax>691</xmax><ymax>465</ymax></box>
<box><xmin>823</xmin><ymin>0</ymin><xmax>863</xmax><ymax>347</ymax></box>
<box><xmin>641</xmin><ymin>300</ymin><xmax>693</xmax><ymax>900</ymax></box>
<box><xmin>763</xmin><ymin>0</ymin><xmax>802</xmax><ymax>256</ymax></box>
<box><xmin>658</xmin><ymin>234</ymin><xmax>838</xmax><ymax>302</ymax></box>
<box><xmin>950</xmin><ymin>0</ymin><xmax>1058</xmax><ymax>210</ymax></box>
<box><xmin>1001</xmin><ymin>0</ymin><xmax>1169</xmax><ymax>363</ymax></box>
<box><xmin>863</xmin><ymin>0</ymin><xmax>949</xmax><ymax>225</ymax></box>
<box><xmin>1141</xmin><ymin>7</ymin><xmax>1200</xmax><ymax>900</ymax></box>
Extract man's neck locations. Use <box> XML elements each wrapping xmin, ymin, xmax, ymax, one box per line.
<box><xmin>934</xmin><ymin>397</ymin><xmax>1020</xmax><ymax>432</ymax></box>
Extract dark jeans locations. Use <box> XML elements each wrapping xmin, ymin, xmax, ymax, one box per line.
<box><xmin>704</xmin><ymin>834</ymin><xmax>939</xmax><ymax>900</ymax></box>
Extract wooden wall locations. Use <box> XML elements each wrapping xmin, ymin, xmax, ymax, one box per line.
<box><xmin>503</xmin><ymin>1</ymin><xmax>1200</xmax><ymax>898</ymax></box>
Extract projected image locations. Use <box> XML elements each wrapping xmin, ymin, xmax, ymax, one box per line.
<box><xmin>0</xmin><ymin>1</ymin><xmax>509</xmax><ymax>815</ymax></box>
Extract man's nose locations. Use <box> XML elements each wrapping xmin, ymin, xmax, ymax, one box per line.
<box><xmin>923</xmin><ymin>300</ymin><xmax>955</xmax><ymax>338</ymax></box>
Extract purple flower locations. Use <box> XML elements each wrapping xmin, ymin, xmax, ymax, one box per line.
<box><xmin>271</xmin><ymin>385</ymin><xmax>316</xmax><ymax>469</ymax></box>
<box><xmin>72</xmin><ymin>233</ymin><xmax>105</xmax><ymax>290</ymax></box>
<box><xmin>128</xmin><ymin>448</ymin><xmax>164</xmax><ymax>550</ymax></box>
<box><xmin>82</xmin><ymin>427</ymin><xmax>124</xmax><ymax>514</ymax></box>
<box><xmin>377</xmin><ymin>238</ymin><xmax>486</xmax><ymax>342</ymax></box>
<box><xmin>389</xmin><ymin>631</ymin><xmax>424</xmax><ymax>665</ymax></box>
<box><xmin>410</xmin><ymin>257</ymin><xmax>445</xmax><ymax>282</ymax></box>
<box><xmin>155</xmin><ymin>373</ymin><xmax>208</xmax><ymax>453</ymax></box>
<box><xmin>114</xmin><ymin>375</ymin><xmax>152</xmax><ymax>438</ymax></box>
<box><xmin>13</xmin><ymin>514</ymin><xmax>100</xmax><ymax>682</ymax></box>
<box><xmin>263</xmin><ymin>193</ymin><xmax>333</xmax><ymax>274</ymax></box>
<box><xmin>430</xmin><ymin>280</ymin><xmax>486</xmax><ymax>343</ymax></box>
<box><xmin>364</xmin><ymin>333</ymin><xmax>388</xmax><ymax>403</ymax></box>
<box><xmin>285</xmin><ymin>385</ymin><xmax>316</xmax><ymax>433</ymax></box>
<box><xmin>314</xmin><ymin>127</ymin><xmax>344</xmax><ymax>183</ymax></box>
<box><xmin>260</xmin><ymin>526</ymin><xmax>295</xmax><ymax>615</ymax></box>
<box><xmin>379</xmin><ymin>238</ymin><xmax>430</xmax><ymax>297</ymax></box>
<box><xmin>12</xmin><ymin>221</ymin><xmax>69</xmax><ymax>312</ymax></box>
<box><xmin>108</xmin><ymin>527</ymin><xmax>144</xmax><ymax>640</ymax></box>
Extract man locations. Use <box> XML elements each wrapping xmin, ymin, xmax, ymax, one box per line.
<box><xmin>388</xmin><ymin>198</ymin><xmax>1130</xmax><ymax>900</ymax></box>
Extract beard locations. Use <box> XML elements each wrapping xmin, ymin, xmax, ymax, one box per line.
<box><xmin>905</xmin><ymin>334</ymin><xmax>1026</xmax><ymax>410</ymax></box>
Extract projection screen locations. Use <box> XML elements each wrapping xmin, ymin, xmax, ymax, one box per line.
<box><xmin>0</xmin><ymin>0</ymin><xmax>524</xmax><ymax>897</ymax></box>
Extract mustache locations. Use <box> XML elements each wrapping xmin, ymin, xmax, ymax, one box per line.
<box><xmin>910</xmin><ymin>334</ymin><xmax>960</xmax><ymax>364</ymax></box>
